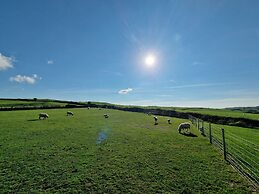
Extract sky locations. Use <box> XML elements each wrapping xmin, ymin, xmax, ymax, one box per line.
<box><xmin>0</xmin><ymin>0</ymin><xmax>259</xmax><ymax>108</ymax></box>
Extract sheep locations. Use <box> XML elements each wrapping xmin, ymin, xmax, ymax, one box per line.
<box><xmin>167</xmin><ymin>119</ymin><xmax>171</xmax><ymax>124</ymax></box>
<box><xmin>178</xmin><ymin>122</ymin><xmax>191</xmax><ymax>133</ymax></box>
<box><xmin>67</xmin><ymin>111</ymin><xmax>74</xmax><ymax>116</ymax></box>
<box><xmin>104</xmin><ymin>114</ymin><xmax>109</xmax><ymax>118</ymax></box>
<box><xmin>39</xmin><ymin>113</ymin><xmax>49</xmax><ymax>120</ymax></box>
<box><xmin>154</xmin><ymin>116</ymin><xmax>158</xmax><ymax>125</ymax></box>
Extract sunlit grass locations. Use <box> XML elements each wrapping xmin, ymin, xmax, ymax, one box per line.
<box><xmin>0</xmin><ymin>108</ymin><xmax>252</xmax><ymax>193</ymax></box>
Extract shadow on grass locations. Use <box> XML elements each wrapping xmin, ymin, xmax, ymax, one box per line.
<box><xmin>27</xmin><ymin>119</ymin><xmax>40</xmax><ymax>122</ymax></box>
<box><xmin>180</xmin><ymin>132</ymin><xmax>198</xmax><ymax>137</ymax></box>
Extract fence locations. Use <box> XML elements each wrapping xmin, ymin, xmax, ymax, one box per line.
<box><xmin>189</xmin><ymin>115</ymin><xmax>259</xmax><ymax>191</ymax></box>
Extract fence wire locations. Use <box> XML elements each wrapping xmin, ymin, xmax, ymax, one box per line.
<box><xmin>189</xmin><ymin>115</ymin><xmax>259</xmax><ymax>191</ymax></box>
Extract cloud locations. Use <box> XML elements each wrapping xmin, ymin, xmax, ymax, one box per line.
<box><xmin>0</xmin><ymin>53</ymin><xmax>14</xmax><ymax>71</ymax></box>
<box><xmin>118</xmin><ymin>88</ymin><xmax>133</xmax><ymax>95</ymax></box>
<box><xmin>47</xmin><ymin>60</ymin><xmax>54</xmax><ymax>64</ymax></box>
<box><xmin>10</xmin><ymin>74</ymin><xmax>41</xmax><ymax>84</ymax></box>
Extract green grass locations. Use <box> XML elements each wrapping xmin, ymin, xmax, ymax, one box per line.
<box><xmin>201</xmin><ymin>122</ymin><xmax>259</xmax><ymax>184</ymax></box>
<box><xmin>109</xmin><ymin>104</ymin><xmax>259</xmax><ymax>121</ymax></box>
<box><xmin>0</xmin><ymin>99</ymin><xmax>67</xmax><ymax>108</ymax></box>
<box><xmin>173</xmin><ymin>107</ymin><xmax>259</xmax><ymax>121</ymax></box>
<box><xmin>0</xmin><ymin>108</ymin><xmax>252</xmax><ymax>193</ymax></box>
<box><xmin>1</xmin><ymin>99</ymin><xmax>259</xmax><ymax>121</ymax></box>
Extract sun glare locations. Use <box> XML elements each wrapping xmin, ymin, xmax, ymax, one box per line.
<box><xmin>144</xmin><ymin>54</ymin><xmax>156</xmax><ymax>67</ymax></box>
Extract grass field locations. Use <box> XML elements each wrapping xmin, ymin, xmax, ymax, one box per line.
<box><xmin>201</xmin><ymin>121</ymin><xmax>259</xmax><ymax>186</ymax></box>
<box><xmin>0</xmin><ymin>108</ymin><xmax>252</xmax><ymax>193</ymax></box>
<box><xmin>1</xmin><ymin>99</ymin><xmax>259</xmax><ymax>121</ymax></box>
<box><xmin>141</xmin><ymin>106</ymin><xmax>259</xmax><ymax>121</ymax></box>
<box><xmin>0</xmin><ymin>99</ymin><xmax>67</xmax><ymax>108</ymax></box>
<box><xmin>174</xmin><ymin>108</ymin><xmax>259</xmax><ymax>121</ymax></box>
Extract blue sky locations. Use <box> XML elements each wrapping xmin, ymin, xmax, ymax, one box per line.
<box><xmin>0</xmin><ymin>0</ymin><xmax>259</xmax><ymax>108</ymax></box>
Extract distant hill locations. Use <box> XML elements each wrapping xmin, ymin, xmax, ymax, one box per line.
<box><xmin>1</xmin><ymin>98</ymin><xmax>259</xmax><ymax>128</ymax></box>
<box><xmin>226</xmin><ymin>106</ymin><xmax>259</xmax><ymax>114</ymax></box>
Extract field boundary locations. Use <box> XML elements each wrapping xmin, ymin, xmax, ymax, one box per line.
<box><xmin>189</xmin><ymin>115</ymin><xmax>259</xmax><ymax>191</ymax></box>
<box><xmin>1</xmin><ymin>99</ymin><xmax>259</xmax><ymax>128</ymax></box>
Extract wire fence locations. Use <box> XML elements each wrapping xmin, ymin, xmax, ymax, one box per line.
<box><xmin>189</xmin><ymin>115</ymin><xmax>259</xmax><ymax>191</ymax></box>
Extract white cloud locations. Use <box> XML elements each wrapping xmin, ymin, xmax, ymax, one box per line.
<box><xmin>47</xmin><ymin>60</ymin><xmax>54</xmax><ymax>64</ymax></box>
<box><xmin>10</xmin><ymin>74</ymin><xmax>41</xmax><ymax>84</ymax></box>
<box><xmin>118</xmin><ymin>88</ymin><xmax>133</xmax><ymax>95</ymax></box>
<box><xmin>0</xmin><ymin>53</ymin><xmax>14</xmax><ymax>71</ymax></box>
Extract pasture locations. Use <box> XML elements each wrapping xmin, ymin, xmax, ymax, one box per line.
<box><xmin>173</xmin><ymin>108</ymin><xmax>259</xmax><ymax>121</ymax></box>
<box><xmin>0</xmin><ymin>99</ymin><xmax>67</xmax><ymax>109</ymax></box>
<box><xmin>201</xmin><ymin>121</ymin><xmax>259</xmax><ymax>186</ymax></box>
<box><xmin>147</xmin><ymin>106</ymin><xmax>259</xmax><ymax>121</ymax></box>
<box><xmin>0</xmin><ymin>108</ymin><xmax>252</xmax><ymax>193</ymax></box>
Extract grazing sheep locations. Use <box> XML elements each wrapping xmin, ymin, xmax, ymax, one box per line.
<box><xmin>104</xmin><ymin>114</ymin><xmax>109</xmax><ymax>118</ymax></box>
<box><xmin>67</xmin><ymin>111</ymin><xmax>74</xmax><ymax>116</ymax></box>
<box><xmin>167</xmin><ymin>119</ymin><xmax>171</xmax><ymax>124</ymax></box>
<box><xmin>154</xmin><ymin>116</ymin><xmax>158</xmax><ymax>125</ymax></box>
<box><xmin>39</xmin><ymin>113</ymin><xmax>49</xmax><ymax>120</ymax></box>
<box><xmin>178</xmin><ymin>122</ymin><xmax>191</xmax><ymax>133</ymax></box>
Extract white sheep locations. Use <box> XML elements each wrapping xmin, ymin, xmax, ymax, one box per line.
<box><xmin>67</xmin><ymin>111</ymin><xmax>74</xmax><ymax>116</ymax></box>
<box><xmin>178</xmin><ymin>122</ymin><xmax>191</xmax><ymax>133</ymax></box>
<box><xmin>167</xmin><ymin>119</ymin><xmax>171</xmax><ymax>124</ymax></box>
<box><xmin>104</xmin><ymin>114</ymin><xmax>109</xmax><ymax>118</ymax></box>
<box><xmin>39</xmin><ymin>113</ymin><xmax>49</xmax><ymax>120</ymax></box>
<box><xmin>154</xmin><ymin>116</ymin><xmax>158</xmax><ymax>125</ymax></box>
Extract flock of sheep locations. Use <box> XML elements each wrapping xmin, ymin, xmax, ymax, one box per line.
<box><xmin>38</xmin><ymin>111</ymin><xmax>74</xmax><ymax>120</ymax></box>
<box><xmin>38</xmin><ymin>109</ymin><xmax>191</xmax><ymax>134</ymax></box>
<box><xmin>152</xmin><ymin>115</ymin><xmax>190</xmax><ymax>133</ymax></box>
<box><xmin>38</xmin><ymin>111</ymin><xmax>109</xmax><ymax>119</ymax></box>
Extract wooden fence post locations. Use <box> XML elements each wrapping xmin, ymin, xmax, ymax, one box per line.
<box><xmin>197</xmin><ymin>119</ymin><xmax>200</xmax><ymax>130</ymax></box>
<box><xmin>222</xmin><ymin>128</ymin><xmax>227</xmax><ymax>161</ymax></box>
<box><xmin>209</xmin><ymin>123</ymin><xmax>212</xmax><ymax>144</ymax></box>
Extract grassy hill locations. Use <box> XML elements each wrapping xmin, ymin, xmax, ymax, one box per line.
<box><xmin>227</xmin><ymin>106</ymin><xmax>259</xmax><ymax>114</ymax></box>
<box><xmin>0</xmin><ymin>108</ymin><xmax>252</xmax><ymax>193</ymax></box>
<box><xmin>0</xmin><ymin>99</ymin><xmax>67</xmax><ymax>108</ymax></box>
<box><xmin>1</xmin><ymin>98</ymin><xmax>259</xmax><ymax>128</ymax></box>
<box><xmin>120</xmin><ymin>105</ymin><xmax>259</xmax><ymax>121</ymax></box>
<box><xmin>174</xmin><ymin>107</ymin><xmax>259</xmax><ymax>121</ymax></box>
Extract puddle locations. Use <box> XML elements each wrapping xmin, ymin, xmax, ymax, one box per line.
<box><xmin>96</xmin><ymin>129</ymin><xmax>110</xmax><ymax>144</ymax></box>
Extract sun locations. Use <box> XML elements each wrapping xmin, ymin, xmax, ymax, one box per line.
<box><xmin>144</xmin><ymin>54</ymin><xmax>156</xmax><ymax>67</ymax></box>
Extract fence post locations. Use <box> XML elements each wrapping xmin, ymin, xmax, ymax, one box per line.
<box><xmin>222</xmin><ymin>128</ymin><xmax>227</xmax><ymax>161</ymax></box>
<box><xmin>197</xmin><ymin>119</ymin><xmax>200</xmax><ymax>130</ymax></box>
<box><xmin>209</xmin><ymin>123</ymin><xmax>212</xmax><ymax>144</ymax></box>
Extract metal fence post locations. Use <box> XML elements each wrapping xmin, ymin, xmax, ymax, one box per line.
<box><xmin>222</xmin><ymin>128</ymin><xmax>227</xmax><ymax>161</ymax></box>
<box><xmin>209</xmin><ymin>123</ymin><xmax>212</xmax><ymax>144</ymax></box>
